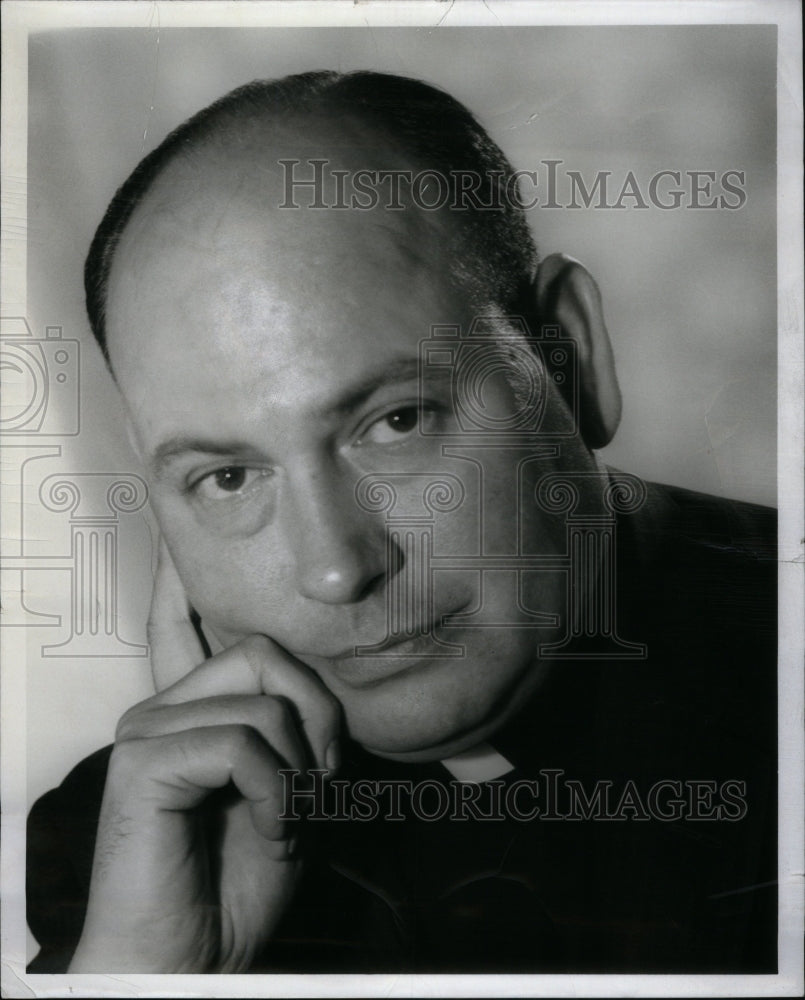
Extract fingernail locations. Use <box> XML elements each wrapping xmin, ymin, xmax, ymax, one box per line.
<box><xmin>286</xmin><ymin>835</ymin><xmax>299</xmax><ymax>858</ymax></box>
<box><xmin>325</xmin><ymin>738</ymin><xmax>341</xmax><ymax>773</ymax></box>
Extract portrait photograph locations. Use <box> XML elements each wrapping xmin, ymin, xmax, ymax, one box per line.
<box><xmin>1</xmin><ymin>1</ymin><xmax>802</xmax><ymax>997</ymax></box>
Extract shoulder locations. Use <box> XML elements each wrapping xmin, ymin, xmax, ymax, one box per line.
<box><xmin>620</xmin><ymin>474</ymin><xmax>776</xmax><ymax>563</ymax></box>
<box><xmin>609</xmin><ymin>474</ymin><xmax>777</xmax><ymax>742</ymax></box>
<box><xmin>27</xmin><ymin>746</ymin><xmax>113</xmax><ymax>973</ymax></box>
<box><xmin>513</xmin><ymin>477</ymin><xmax>779</xmax><ymax>970</ymax></box>
<box><xmin>616</xmin><ymin>475</ymin><xmax>776</xmax><ymax>644</ymax></box>
<box><xmin>645</xmin><ymin>477</ymin><xmax>774</xmax><ymax>547</ymax></box>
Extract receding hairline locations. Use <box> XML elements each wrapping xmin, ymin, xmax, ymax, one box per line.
<box><xmin>104</xmin><ymin>115</ymin><xmax>473</xmax><ymax>345</ymax></box>
<box><xmin>117</xmin><ymin>105</ymin><xmax>450</xmax><ymax>229</ymax></box>
<box><xmin>86</xmin><ymin>70</ymin><xmax>540</xmax><ymax>368</ymax></box>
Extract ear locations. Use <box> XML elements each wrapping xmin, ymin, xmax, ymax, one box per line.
<box><xmin>529</xmin><ymin>253</ymin><xmax>622</xmax><ymax>450</ymax></box>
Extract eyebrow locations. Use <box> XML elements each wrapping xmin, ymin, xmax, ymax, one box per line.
<box><xmin>150</xmin><ymin>356</ymin><xmax>451</xmax><ymax>475</ymax></box>
<box><xmin>151</xmin><ymin>437</ymin><xmax>263</xmax><ymax>478</ymax></box>
<box><xmin>327</xmin><ymin>357</ymin><xmax>450</xmax><ymax>415</ymax></box>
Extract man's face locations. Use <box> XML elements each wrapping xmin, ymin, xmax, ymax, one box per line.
<box><xmin>107</xmin><ymin>135</ymin><xmax>595</xmax><ymax>761</ymax></box>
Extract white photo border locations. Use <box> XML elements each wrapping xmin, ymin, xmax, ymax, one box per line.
<box><xmin>2</xmin><ymin>1</ymin><xmax>802</xmax><ymax>997</ymax></box>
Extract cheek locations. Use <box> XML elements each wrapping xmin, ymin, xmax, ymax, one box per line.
<box><xmin>181</xmin><ymin>558</ymin><xmax>268</xmax><ymax>638</ymax></box>
<box><xmin>196</xmin><ymin>559</ymin><xmax>294</xmax><ymax>640</ymax></box>
<box><xmin>152</xmin><ymin>502</ymin><xmax>293</xmax><ymax>640</ymax></box>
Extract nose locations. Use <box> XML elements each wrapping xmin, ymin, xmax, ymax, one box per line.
<box><xmin>284</xmin><ymin>460</ymin><xmax>393</xmax><ymax>605</ymax></box>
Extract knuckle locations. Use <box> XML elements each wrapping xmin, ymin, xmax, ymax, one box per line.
<box><xmin>114</xmin><ymin>712</ymin><xmax>134</xmax><ymax>742</ymax></box>
<box><xmin>256</xmin><ymin>694</ymin><xmax>291</xmax><ymax>730</ymax></box>
<box><xmin>239</xmin><ymin>633</ymin><xmax>274</xmax><ymax>676</ymax></box>
<box><xmin>107</xmin><ymin>738</ymin><xmax>148</xmax><ymax>785</ymax></box>
<box><xmin>114</xmin><ymin>700</ymin><xmax>152</xmax><ymax>742</ymax></box>
<box><xmin>241</xmin><ymin>633</ymin><xmax>272</xmax><ymax>657</ymax></box>
<box><xmin>223</xmin><ymin>722</ymin><xmax>261</xmax><ymax>762</ymax></box>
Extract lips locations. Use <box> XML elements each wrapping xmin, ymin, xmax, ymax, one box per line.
<box><xmin>293</xmin><ymin>604</ymin><xmax>471</xmax><ymax>688</ymax></box>
<box><xmin>294</xmin><ymin>622</ymin><xmax>452</xmax><ymax>662</ymax></box>
<box><xmin>290</xmin><ymin>594</ymin><xmax>472</xmax><ymax>660</ymax></box>
<box><xmin>318</xmin><ymin>640</ymin><xmax>457</xmax><ymax>689</ymax></box>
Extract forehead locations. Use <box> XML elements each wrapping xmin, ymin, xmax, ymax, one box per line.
<box><xmin>113</xmin><ymin>124</ymin><xmax>442</xmax><ymax>287</ymax></box>
<box><xmin>105</xmin><ymin>127</ymin><xmax>474</xmax><ymax>443</ymax></box>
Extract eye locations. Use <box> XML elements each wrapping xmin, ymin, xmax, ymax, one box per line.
<box><xmin>358</xmin><ymin>406</ymin><xmax>428</xmax><ymax>445</ymax></box>
<box><xmin>192</xmin><ymin>466</ymin><xmax>272</xmax><ymax>502</ymax></box>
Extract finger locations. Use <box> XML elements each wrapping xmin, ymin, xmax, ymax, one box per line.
<box><xmin>154</xmin><ymin>634</ymin><xmax>342</xmax><ymax>772</ymax></box>
<box><xmin>201</xmin><ymin>621</ymin><xmax>226</xmax><ymax>656</ymax></box>
<box><xmin>108</xmin><ymin>725</ymin><xmax>289</xmax><ymax>843</ymax></box>
<box><xmin>148</xmin><ymin>537</ymin><xmax>205</xmax><ymax>692</ymax></box>
<box><xmin>116</xmin><ymin>694</ymin><xmax>309</xmax><ymax>773</ymax></box>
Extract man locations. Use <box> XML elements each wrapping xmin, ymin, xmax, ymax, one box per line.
<box><xmin>27</xmin><ymin>70</ymin><xmax>776</xmax><ymax>974</ymax></box>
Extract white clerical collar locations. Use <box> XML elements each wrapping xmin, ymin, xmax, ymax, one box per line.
<box><xmin>440</xmin><ymin>742</ymin><xmax>515</xmax><ymax>783</ymax></box>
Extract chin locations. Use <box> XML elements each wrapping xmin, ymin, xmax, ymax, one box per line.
<box><xmin>325</xmin><ymin>646</ymin><xmax>551</xmax><ymax>763</ymax></box>
<box><xmin>354</xmin><ymin>722</ymin><xmax>501</xmax><ymax>764</ymax></box>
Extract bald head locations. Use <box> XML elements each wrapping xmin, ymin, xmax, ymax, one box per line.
<box><xmin>86</xmin><ymin>70</ymin><xmax>538</xmax><ymax>367</ymax></box>
<box><xmin>105</xmin><ymin>123</ymin><xmax>464</xmax><ymax>401</ymax></box>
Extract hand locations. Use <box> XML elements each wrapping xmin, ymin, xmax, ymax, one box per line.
<box><xmin>69</xmin><ymin>540</ymin><xmax>342</xmax><ymax>972</ymax></box>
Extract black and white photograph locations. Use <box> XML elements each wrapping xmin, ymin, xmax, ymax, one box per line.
<box><xmin>1</xmin><ymin>1</ymin><xmax>802</xmax><ymax>996</ymax></box>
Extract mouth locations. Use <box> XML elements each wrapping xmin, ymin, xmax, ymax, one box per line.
<box><xmin>332</xmin><ymin>626</ymin><xmax>457</xmax><ymax>660</ymax></box>
<box><xmin>293</xmin><ymin>605</ymin><xmax>471</xmax><ymax>688</ymax></box>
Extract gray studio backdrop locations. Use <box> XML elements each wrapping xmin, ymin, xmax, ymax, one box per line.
<box><xmin>24</xmin><ymin>25</ymin><xmax>775</xmax><ymax>812</ymax></box>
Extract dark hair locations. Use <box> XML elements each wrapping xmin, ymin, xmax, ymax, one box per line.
<box><xmin>85</xmin><ymin>70</ymin><xmax>538</xmax><ymax>364</ymax></box>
